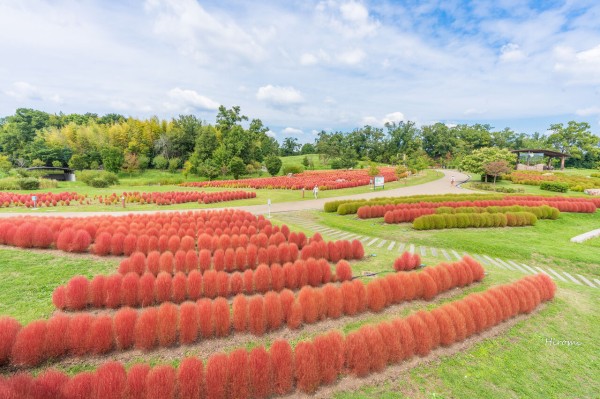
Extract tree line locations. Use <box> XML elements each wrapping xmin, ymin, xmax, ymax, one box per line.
<box><xmin>0</xmin><ymin>107</ymin><xmax>598</xmax><ymax>179</ymax></box>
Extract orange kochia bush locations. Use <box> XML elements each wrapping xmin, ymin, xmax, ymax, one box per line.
<box><xmin>1</xmin><ymin>273</ymin><xmax>555</xmax><ymax>397</ymax></box>
<box><xmin>9</xmin><ymin>257</ymin><xmax>485</xmax><ymax>367</ymax></box>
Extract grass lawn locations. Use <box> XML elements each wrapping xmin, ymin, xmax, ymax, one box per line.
<box><xmin>309</xmin><ymin>210</ymin><xmax>600</xmax><ymax>277</ymax></box>
<box><xmin>1</xmin><ymin>238</ymin><xmax>596</xmax><ymax>399</ymax></box>
<box><xmin>280</xmin><ymin>153</ymin><xmax>331</xmax><ymax>170</ymax></box>
<box><xmin>0</xmin><ymin>170</ymin><xmax>442</xmax><ymax>213</ymax></box>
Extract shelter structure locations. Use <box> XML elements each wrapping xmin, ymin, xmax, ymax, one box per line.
<box><xmin>25</xmin><ymin>166</ymin><xmax>76</xmax><ymax>181</ymax></box>
<box><xmin>511</xmin><ymin>149</ymin><xmax>570</xmax><ymax>171</ymax></box>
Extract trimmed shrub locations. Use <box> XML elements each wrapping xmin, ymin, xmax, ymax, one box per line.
<box><xmin>540</xmin><ymin>181</ymin><xmax>569</xmax><ymax>192</ymax></box>
<box><xmin>177</xmin><ymin>357</ymin><xmax>204</xmax><ymax>399</ymax></box>
<box><xmin>179</xmin><ymin>301</ymin><xmax>199</xmax><ymax>344</ymax></box>
<box><xmin>213</xmin><ymin>298</ymin><xmax>230</xmax><ymax>337</ymax></box>
<box><xmin>406</xmin><ymin>314</ymin><xmax>431</xmax><ymax>356</ymax></box>
<box><xmin>228</xmin><ymin>349</ymin><xmax>250</xmax><ymax>399</ymax></box>
<box><xmin>361</xmin><ymin>326</ymin><xmax>388</xmax><ymax>372</ymax></box>
<box><xmin>62</xmin><ymin>372</ymin><xmax>96</xmax><ymax>399</ymax></box>
<box><xmin>114</xmin><ymin>307</ymin><xmax>137</xmax><ymax>350</ymax></box>
<box><xmin>88</xmin><ymin>316</ymin><xmax>114</xmax><ymax>354</ymax></box>
<box><xmin>0</xmin><ymin>317</ymin><xmax>21</xmax><ymax>365</ymax></box>
<box><xmin>96</xmin><ymin>362</ymin><xmax>127</xmax><ymax>399</ymax></box>
<box><xmin>314</xmin><ymin>331</ymin><xmax>345</xmax><ymax>384</ymax></box>
<box><xmin>11</xmin><ymin>320</ymin><xmax>47</xmax><ymax>366</ymax></box>
<box><xmin>205</xmin><ymin>353</ymin><xmax>228</xmax><ymax>399</ymax></box>
<box><xmin>135</xmin><ymin>308</ymin><xmax>158</xmax><ymax>350</ymax></box>
<box><xmin>248</xmin><ymin>296</ymin><xmax>266</xmax><ymax>335</ymax></box>
<box><xmin>125</xmin><ymin>364</ymin><xmax>150</xmax><ymax>399</ymax></box>
<box><xmin>335</xmin><ymin>260</ymin><xmax>352</xmax><ymax>281</ymax></box>
<box><xmin>43</xmin><ymin>314</ymin><xmax>69</xmax><ymax>360</ymax></box>
<box><xmin>203</xmin><ymin>270</ymin><xmax>217</xmax><ymax>299</ymax></box>
<box><xmin>270</xmin><ymin>340</ymin><xmax>294</xmax><ymax>395</ymax></box>
<box><xmin>249</xmin><ymin>346</ymin><xmax>272</xmax><ymax>399</ymax></box>
<box><xmin>233</xmin><ymin>294</ymin><xmax>248</xmax><ymax>333</ymax></box>
<box><xmin>155</xmin><ymin>272</ymin><xmax>173</xmax><ymax>303</ymax></box>
<box><xmin>66</xmin><ymin>276</ymin><xmax>89</xmax><ymax>311</ymax></box>
<box><xmin>187</xmin><ymin>270</ymin><xmax>203</xmax><ymax>300</ymax></box>
<box><xmin>197</xmin><ymin>299</ymin><xmax>214</xmax><ymax>338</ymax></box>
<box><xmin>105</xmin><ymin>274</ymin><xmax>123</xmax><ymax>309</ymax></box>
<box><xmin>157</xmin><ymin>302</ymin><xmax>178</xmax><ymax>347</ymax></box>
<box><xmin>294</xmin><ymin>341</ymin><xmax>320</xmax><ymax>394</ymax></box>
<box><xmin>264</xmin><ymin>291</ymin><xmax>283</xmax><ymax>330</ymax></box>
<box><xmin>366</xmin><ymin>280</ymin><xmax>386</xmax><ymax>312</ymax></box>
<box><xmin>146</xmin><ymin>365</ymin><xmax>176</xmax><ymax>399</ymax></box>
<box><xmin>344</xmin><ymin>331</ymin><xmax>370</xmax><ymax>377</ymax></box>
<box><xmin>121</xmin><ymin>272</ymin><xmax>140</xmax><ymax>307</ymax></box>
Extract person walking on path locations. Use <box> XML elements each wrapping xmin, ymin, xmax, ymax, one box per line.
<box><xmin>450</xmin><ymin>176</ymin><xmax>455</xmax><ymax>186</ymax></box>
<box><xmin>313</xmin><ymin>185</ymin><xmax>319</xmax><ymax>199</ymax></box>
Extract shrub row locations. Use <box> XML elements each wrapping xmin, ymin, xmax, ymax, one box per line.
<box><xmin>393</xmin><ymin>251</ymin><xmax>421</xmax><ymax>271</ymax></box>
<box><xmin>98</xmin><ymin>190</ymin><xmax>256</xmax><ymax>206</ymax></box>
<box><xmin>4</xmin><ymin>257</ymin><xmax>483</xmax><ymax>367</ymax></box>
<box><xmin>330</xmin><ymin>193</ymin><xmax>598</xmax><ymax>215</ymax></box>
<box><xmin>0</xmin><ymin>191</ymin><xmax>89</xmax><ymax>208</ymax></box>
<box><xmin>539</xmin><ymin>181</ymin><xmax>569</xmax><ymax>193</ymax></box>
<box><xmin>53</xmin><ymin>259</ymin><xmax>349</xmax><ymax>310</ymax></box>
<box><xmin>435</xmin><ymin>205</ymin><xmax>560</xmax><ymax>220</ymax></box>
<box><xmin>181</xmin><ymin>167</ymin><xmax>399</xmax><ymax>191</ymax></box>
<box><xmin>413</xmin><ymin>212</ymin><xmax>537</xmax><ymax>230</ymax></box>
<box><xmin>0</xmin><ymin>273</ymin><xmax>555</xmax><ymax>397</ymax></box>
<box><xmin>507</xmin><ymin>170</ymin><xmax>600</xmax><ymax>192</ymax></box>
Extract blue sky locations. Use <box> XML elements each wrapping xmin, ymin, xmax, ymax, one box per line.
<box><xmin>1</xmin><ymin>0</ymin><xmax>599</xmax><ymax>142</ymax></box>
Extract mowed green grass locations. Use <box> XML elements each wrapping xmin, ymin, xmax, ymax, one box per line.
<box><xmin>1</xmin><ymin>240</ymin><xmax>597</xmax><ymax>399</ymax></box>
<box><xmin>0</xmin><ymin>170</ymin><xmax>442</xmax><ymax>213</ymax></box>
<box><xmin>314</xmin><ymin>210</ymin><xmax>600</xmax><ymax>277</ymax></box>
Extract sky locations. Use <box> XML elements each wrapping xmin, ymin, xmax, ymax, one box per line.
<box><xmin>1</xmin><ymin>0</ymin><xmax>600</xmax><ymax>142</ymax></box>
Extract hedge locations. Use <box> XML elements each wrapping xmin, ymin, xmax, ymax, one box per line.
<box><xmin>540</xmin><ymin>181</ymin><xmax>569</xmax><ymax>193</ymax></box>
<box><xmin>413</xmin><ymin>211</ymin><xmax>538</xmax><ymax>230</ymax></box>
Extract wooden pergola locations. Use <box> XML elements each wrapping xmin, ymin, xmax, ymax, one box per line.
<box><xmin>511</xmin><ymin>149</ymin><xmax>570</xmax><ymax>171</ymax></box>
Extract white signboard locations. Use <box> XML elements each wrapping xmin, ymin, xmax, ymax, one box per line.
<box><xmin>374</xmin><ymin>175</ymin><xmax>384</xmax><ymax>188</ymax></box>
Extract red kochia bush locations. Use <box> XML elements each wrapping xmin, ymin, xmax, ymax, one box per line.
<box><xmin>254</xmin><ymin>264</ymin><xmax>271</xmax><ymax>293</ymax></box>
<box><xmin>198</xmin><ymin>299</ymin><xmax>214</xmax><ymax>339</ymax></box>
<box><xmin>187</xmin><ymin>270</ymin><xmax>202</xmax><ymax>300</ymax></box>
<box><xmin>66</xmin><ymin>275</ymin><xmax>89</xmax><ymax>310</ymax></box>
<box><xmin>0</xmin><ymin>317</ymin><xmax>21</xmax><ymax>365</ymax></box>
<box><xmin>138</xmin><ymin>272</ymin><xmax>155</xmax><ymax>307</ymax></box>
<box><xmin>125</xmin><ymin>364</ymin><xmax>150</xmax><ymax>399</ymax></box>
<box><xmin>419</xmin><ymin>272</ymin><xmax>438</xmax><ymax>300</ymax></box>
<box><xmin>90</xmin><ymin>275</ymin><xmax>106</xmax><ymax>308</ymax></box>
<box><xmin>62</xmin><ymin>371</ymin><xmax>96</xmax><ymax>399</ymax></box>
<box><xmin>114</xmin><ymin>307</ymin><xmax>137</xmax><ymax>350</ymax></box>
<box><xmin>361</xmin><ymin>326</ymin><xmax>388</xmax><ymax>373</ymax></box>
<box><xmin>335</xmin><ymin>260</ymin><xmax>352</xmax><ymax>281</ymax></box>
<box><xmin>96</xmin><ymin>362</ymin><xmax>127</xmax><ymax>399</ymax></box>
<box><xmin>366</xmin><ymin>280</ymin><xmax>386</xmax><ymax>312</ymax></box>
<box><xmin>157</xmin><ymin>302</ymin><xmax>178</xmax><ymax>347</ymax></box>
<box><xmin>249</xmin><ymin>344</ymin><xmax>272</xmax><ymax>399</ymax></box>
<box><xmin>29</xmin><ymin>369</ymin><xmax>68</xmax><ymax>398</ymax></box>
<box><xmin>228</xmin><ymin>349</ymin><xmax>250</xmax><ymax>399</ymax></box>
<box><xmin>351</xmin><ymin>239</ymin><xmax>364</xmax><ymax>259</ymax></box>
<box><xmin>248</xmin><ymin>296</ymin><xmax>266</xmax><ymax>336</ymax></box>
<box><xmin>344</xmin><ymin>331</ymin><xmax>370</xmax><ymax>377</ymax></box>
<box><xmin>270</xmin><ymin>339</ymin><xmax>293</xmax><ymax>395</ymax></box>
<box><xmin>32</xmin><ymin>224</ymin><xmax>54</xmax><ymax>248</ymax></box>
<box><xmin>88</xmin><ymin>316</ymin><xmax>114</xmax><ymax>355</ymax></box>
<box><xmin>44</xmin><ymin>314</ymin><xmax>69</xmax><ymax>360</ymax></box>
<box><xmin>203</xmin><ymin>270</ymin><xmax>217</xmax><ymax>299</ymax></box>
<box><xmin>155</xmin><ymin>272</ymin><xmax>173</xmax><ymax>303</ymax></box>
<box><xmin>205</xmin><ymin>353</ymin><xmax>228</xmax><ymax>399</ymax></box>
<box><xmin>323</xmin><ymin>284</ymin><xmax>343</xmax><ymax>319</ymax></box>
<box><xmin>233</xmin><ymin>294</ymin><xmax>248</xmax><ymax>332</ymax></box>
<box><xmin>179</xmin><ymin>301</ymin><xmax>199</xmax><ymax>344</ymax></box>
<box><xmin>314</xmin><ymin>331</ymin><xmax>345</xmax><ymax>384</ymax></box>
<box><xmin>146</xmin><ymin>365</ymin><xmax>176</xmax><ymax>399</ymax></box>
<box><xmin>177</xmin><ymin>357</ymin><xmax>204</xmax><ymax>399</ymax></box>
<box><xmin>294</xmin><ymin>341</ymin><xmax>320</xmax><ymax>394</ymax></box>
<box><xmin>431</xmin><ymin>308</ymin><xmax>456</xmax><ymax>346</ymax></box>
<box><xmin>135</xmin><ymin>308</ymin><xmax>158</xmax><ymax>350</ymax></box>
<box><xmin>105</xmin><ymin>274</ymin><xmax>123</xmax><ymax>309</ymax></box>
<box><xmin>121</xmin><ymin>272</ymin><xmax>140</xmax><ymax>307</ymax></box>
<box><xmin>11</xmin><ymin>320</ymin><xmax>46</xmax><ymax>367</ymax></box>
<box><xmin>407</xmin><ymin>314</ymin><xmax>431</xmax><ymax>356</ymax></box>
<box><xmin>213</xmin><ymin>298</ymin><xmax>230</xmax><ymax>337</ymax></box>
<box><xmin>94</xmin><ymin>232</ymin><xmax>112</xmax><ymax>255</ymax></box>
<box><xmin>172</xmin><ymin>272</ymin><xmax>187</xmax><ymax>303</ymax></box>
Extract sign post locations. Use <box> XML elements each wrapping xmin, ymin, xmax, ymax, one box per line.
<box><xmin>374</xmin><ymin>175</ymin><xmax>385</xmax><ymax>190</ymax></box>
<box><xmin>121</xmin><ymin>196</ymin><xmax>126</xmax><ymax>208</ymax></box>
<box><xmin>32</xmin><ymin>196</ymin><xmax>37</xmax><ymax>209</ymax></box>
<box><xmin>267</xmin><ymin>199</ymin><xmax>271</xmax><ymax>218</ymax></box>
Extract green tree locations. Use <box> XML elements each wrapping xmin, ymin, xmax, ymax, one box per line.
<box><xmin>302</xmin><ymin>156</ymin><xmax>310</xmax><ymax>168</ymax></box>
<box><xmin>229</xmin><ymin>157</ymin><xmax>246</xmax><ymax>179</ymax></box>
<box><xmin>547</xmin><ymin>121</ymin><xmax>600</xmax><ymax>168</ymax></box>
<box><xmin>265</xmin><ymin>155</ymin><xmax>282</xmax><ymax>176</ymax></box>
<box><xmin>367</xmin><ymin>162</ymin><xmax>380</xmax><ymax>177</ymax></box>
<box><xmin>68</xmin><ymin>154</ymin><xmax>88</xmax><ymax>170</ymax></box>
<box><xmin>169</xmin><ymin>115</ymin><xmax>202</xmax><ymax>160</ymax></box>
<box><xmin>384</xmin><ymin>121</ymin><xmax>421</xmax><ymax>163</ymax></box>
<box><xmin>31</xmin><ymin>159</ymin><xmax>45</xmax><ymax>167</ymax></box>
<box><xmin>483</xmin><ymin>160</ymin><xmax>511</xmax><ymax>184</ymax></box>
<box><xmin>280</xmin><ymin>137</ymin><xmax>300</xmax><ymax>156</ymax></box>
<box><xmin>168</xmin><ymin>158</ymin><xmax>180</xmax><ymax>173</ymax></box>
<box><xmin>460</xmin><ymin>147</ymin><xmax>515</xmax><ymax>175</ymax></box>
<box><xmin>198</xmin><ymin>160</ymin><xmax>220</xmax><ymax>180</ymax></box>
<box><xmin>300</xmin><ymin>143</ymin><xmax>315</xmax><ymax>154</ymax></box>
<box><xmin>100</xmin><ymin>147</ymin><xmax>124</xmax><ymax>173</ymax></box>
<box><xmin>421</xmin><ymin>123</ymin><xmax>458</xmax><ymax>161</ymax></box>
<box><xmin>122</xmin><ymin>153</ymin><xmax>140</xmax><ymax>175</ymax></box>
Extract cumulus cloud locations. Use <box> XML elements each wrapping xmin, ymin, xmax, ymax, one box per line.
<box><xmin>4</xmin><ymin>81</ymin><xmax>62</xmax><ymax>103</ymax></box>
<box><xmin>500</xmin><ymin>43</ymin><xmax>526</xmax><ymax>62</ymax></box>
<box><xmin>576</xmin><ymin>106</ymin><xmax>600</xmax><ymax>116</ymax></box>
<box><xmin>256</xmin><ymin>85</ymin><xmax>304</xmax><ymax>106</ymax></box>
<box><xmin>337</xmin><ymin>48</ymin><xmax>366</xmax><ymax>65</ymax></box>
<box><xmin>266</xmin><ymin>130</ymin><xmax>277</xmax><ymax>138</ymax></box>
<box><xmin>164</xmin><ymin>87</ymin><xmax>219</xmax><ymax>112</ymax></box>
<box><xmin>554</xmin><ymin>44</ymin><xmax>600</xmax><ymax>84</ymax></box>
<box><xmin>281</xmin><ymin>127</ymin><xmax>303</xmax><ymax>135</ymax></box>
<box><xmin>362</xmin><ymin>112</ymin><xmax>406</xmax><ymax>127</ymax></box>
<box><xmin>300</xmin><ymin>53</ymin><xmax>318</xmax><ymax>66</ymax></box>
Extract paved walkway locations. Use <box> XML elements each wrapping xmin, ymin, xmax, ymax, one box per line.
<box><xmin>282</xmin><ymin>214</ymin><xmax>600</xmax><ymax>290</ymax></box>
<box><xmin>0</xmin><ymin>169</ymin><xmax>470</xmax><ymax>218</ymax></box>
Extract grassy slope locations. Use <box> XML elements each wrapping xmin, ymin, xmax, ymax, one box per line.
<box><xmin>0</xmin><ymin>170</ymin><xmax>442</xmax><ymax>213</ymax></box>
<box><xmin>314</xmin><ymin>211</ymin><xmax>600</xmax><ymax>276</ymax></box>
<box><xmin>1</xmin><ymin>243</ymin><xmax>596</xmax><ymax>399</ymax></box>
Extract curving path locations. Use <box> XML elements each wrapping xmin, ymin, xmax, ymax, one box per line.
<box><xmin>0</xmin><ymin>169</ymin><xmax>471</xmax><ymax>218</ymax></box>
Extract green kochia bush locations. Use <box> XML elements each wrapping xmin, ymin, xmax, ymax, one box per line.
<box><xmin>540</xmin><ymin>181</ymin><xmax>569</xmax><ymax>193</ymax></box>
<box><xmin>435</xmin><ymin>205</ymin><xmax>559</xmax><ymax>220</ymax></box>
<box><xmin>413</xmin><ymin>211</ymin><xmax>537</xmax><ymax>230</ymax></box>
<box><xmin>17</xmin><ymin>177</ymin><xmax>40</xmax><ymax>190</ymax></box>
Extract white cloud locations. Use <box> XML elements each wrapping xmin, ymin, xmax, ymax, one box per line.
<box><xmin>4</xmin><ymin>81</ymin><xmax>63</xmax><ymax>104</ymax></box>
<box><xmin>266</xmin><ymin>130</ymin><xmax>277</xmax><ymax>138</ymax></box>
<box><xmin>281</xmin><ymin>127</ymin><xmax>303</xmax><ymax>135</ymax></box>
<box><xmin>554</xmin><ymin>44</ymin><xmax>600</xmax><ymax>84</ymax></box>
<box><xmin>256</xmin><ymin>85</ymin><xmax>304</xmax><ymax>106</ymax></box>
<box><xmin>362</xmin><ymin>112</ymin><xmax>406</xmax><ymax>127</ymax></box>
<box><xmin>164</xmin><ymin>87</ymin><xmax>219</xmax><ymax>112</ymax></box>
<box><xmin>300</xmin><ymin>53</ymin><xmax>318</xmax><ymax>66</ymax></box>
<box><xmin>500</xmin><ymin>43</ymin><xmax>526</xmax><ymax>62</ymax></box>
<box><xmin>337</xmin><ymin>48</ymin><xmax>366</xmax><ymax>65</ymax></box>
<box><xmin>576</xmin><ymin>106</ymin><xmax>600</xmax><ymax>116</ymax></box>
